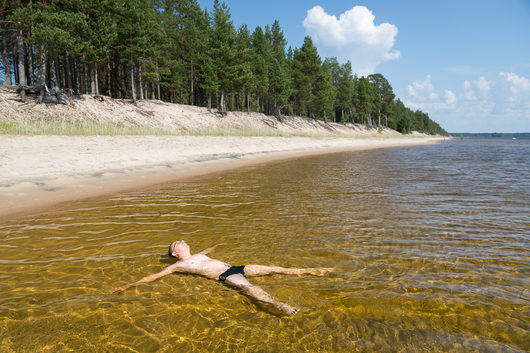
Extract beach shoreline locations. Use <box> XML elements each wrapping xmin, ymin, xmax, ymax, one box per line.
<box><xmin>0</xmin><ymin>135</ymin><xmax>446</xmax><ymax>220</ymax></box>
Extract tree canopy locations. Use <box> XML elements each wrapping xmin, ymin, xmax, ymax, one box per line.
<box><xmin>0</xmin><ymin>0</ymin><xmax>447</xmax><ymax>135</ymax></box>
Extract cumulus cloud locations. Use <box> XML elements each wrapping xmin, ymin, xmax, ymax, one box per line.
<box><xmin>407</xmin><ymin>75</ymin><xmax>437</xmax><ymax>102</ymax></box>
<box><xmin>499</xmin><ymin>72</ymin><xmax>530</xmax><ymax>94</ymax></box>
<box><xmin>496</xmin><ymin>72</ymin><xmax>530</xmax><ymax>115</ymax></box>
<box><xmin>463</xmin><ymin>76</ymin><xmax>492</xmax><ymax>101</ymax></box>
<box><xmin>405</xmin><ymin>72</ymin><xmax>530</xmax><ymax>132</ymax></box>
<box><xmin>463</xmin><ymin>81</ymin><xmax>477</xmax><ymax>100</ymax></box>
<box><xmin>444</xmin><ymin>90</ymin><xmax>456</xmax><ymax>105</ymax></box>
<box><xmin>476</xmin><ymin>76</ymin><xmax>492</xmax><ymax>95</ymax></box>
<box><xmin>303</xmin><ymin>5</ymin><xmax>400</xmax><ymax>75</ymax></box>
<box><xmin>405</xmin><ymin>75</ymin><xmax>457</xmax><ymax>110</ymax></box>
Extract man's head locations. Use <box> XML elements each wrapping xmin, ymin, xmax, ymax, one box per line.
<box><xmin>168</xmin><ymin>240</ymin><xmax>190</xmax><ymax>259</ymax></box>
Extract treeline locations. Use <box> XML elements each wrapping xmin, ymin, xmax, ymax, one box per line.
<box><xmin>0</xmin><ymin>0</ymin><xmax>447</xmax><ymax>135</ymax></box>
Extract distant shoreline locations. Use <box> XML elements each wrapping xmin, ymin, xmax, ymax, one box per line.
<box><xmin>450</xmin><ymin>132</ymin><xmax>530</xmax><ymax>139</ymax></box>
<box><xmin>0</xmin><ymin>135</ymin><xmax>446</xmax><ymax>220</ymax></box>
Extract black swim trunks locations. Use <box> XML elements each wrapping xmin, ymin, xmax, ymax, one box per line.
<box><xmin>218</xmin><ymin>265</ymin><xmax>246</xmax><ymax>282</ymax></box>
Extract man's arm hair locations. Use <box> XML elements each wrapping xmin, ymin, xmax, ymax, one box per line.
<box><xmin>198</xmin><ymin>243</ymin><xmax>225</xmax><ymax>255</ymax></box>
<box><xmin>109</xmin><ymin>263</ymin><xmax>183</xmax><ymax>294</ymax></box>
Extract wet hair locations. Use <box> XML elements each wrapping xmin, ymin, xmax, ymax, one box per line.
<box><xmin>168</xmin><ymin>242</ymin><xmax>176</xmax><ymax>258</ymax></box>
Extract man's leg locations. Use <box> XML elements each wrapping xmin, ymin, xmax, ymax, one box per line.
<box><xmin>244</xmin><ymin>265</ymin><xmax>334</xmax><ymax>277</ymax></box>
<box><xmin>224</xmin><ymin>273</ymin><xmax>300</xmax><ymax>316</ymax></box>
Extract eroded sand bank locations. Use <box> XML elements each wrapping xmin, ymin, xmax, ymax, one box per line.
<box><xmin>0</xmin><ymin>135</ymin><xmax>446</xmax><ymax>219</ymax></box>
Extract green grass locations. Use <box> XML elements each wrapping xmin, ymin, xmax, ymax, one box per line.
<box><xmin>1</xmin><ymin>118</ymin><xmax>433</xmax><ymax>138</ymax></box>
<box><xmin>0</xmin><ymin>119</ymin><xmax>350</xmax><ymax>137</ymax></box>
<box><xmin>1</xmin><ymin>119</ymin><xmax>175</xmax><ymax>136</ymax></box>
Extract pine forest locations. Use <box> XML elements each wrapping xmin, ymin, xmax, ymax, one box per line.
<box><xmin>0</xmin><ymin>0</ymin><xmax>448</xmax><ymax>135</ymax></box>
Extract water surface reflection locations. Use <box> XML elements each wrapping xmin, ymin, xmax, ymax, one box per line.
<box><xmin>0</xmin><ymin>139</ymin><xmax>528</xmax><ymax>352</ymax></box>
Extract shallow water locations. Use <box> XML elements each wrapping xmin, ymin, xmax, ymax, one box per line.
<box><xmin>0</xmin><ymin>138</ymin><xmax>529</xmax><ymax>352</ymax></box>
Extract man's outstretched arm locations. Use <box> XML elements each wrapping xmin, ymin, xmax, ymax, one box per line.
<box><xmin>198</xmin><ymin>243</ymin><xmax>225</xmax><ymax>255</ymax></box>
<box><xmin>109</xmin><ymin>263</ymin><xmax>183</xmax><ymax>294</ymax></box>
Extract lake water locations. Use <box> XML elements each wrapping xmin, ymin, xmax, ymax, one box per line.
<box><xmin>0</xmin><ymin>138</ymin><xmax>528</xmax><ymax>352</ymax></box>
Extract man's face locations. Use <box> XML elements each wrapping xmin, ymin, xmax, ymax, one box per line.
<box><xmin>170</xmin><ymin>240</ymin><xmax>189</xmax><ymax>258</ymax></box>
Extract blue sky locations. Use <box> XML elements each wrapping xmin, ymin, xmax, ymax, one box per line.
<box><xmin>198</xmin><ymin>0</ymin><xmax>530</xmax><ymax>133</ymax></box>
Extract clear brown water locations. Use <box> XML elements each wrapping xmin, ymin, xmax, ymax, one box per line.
<box><xmin>0</xmin><ymin>138</ymin><xmax>528</xmax><ymax>352</ymax></box>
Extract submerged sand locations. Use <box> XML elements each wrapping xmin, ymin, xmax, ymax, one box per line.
<box><xmin>0</xmin><ymin>135</ymin><xmax>445</xmax><ymax>219</ymax></box>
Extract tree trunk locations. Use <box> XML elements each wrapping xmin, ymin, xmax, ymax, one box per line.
<box><xmin>219</xmin><ymin>87</ymin><xmax>226</xmax><ymax>112</ymax></box>
<box><xmin>151</xmin><ymin>82</ymin><xmax>155</xmax><ymax>100</ymax></box>
<box><xmin>90</xmin><ymin>64</ymin><xmax>100</xmax><ymax>95</ymax></box>
<box><xmin>94</xmin><ymin>65</ymin><xmax>99</xmax><ymax>95</ymax></box>
<box><xmin>116</xmin><ymin>62</ymin><xmax>121</xmax><ymax>98</ymax></box>
<box><xmin>90</xmin><ymin>64</ymin><xmax>95</xmax><ymax>94</ymax></box>
<box><xmin>1</xmin><ymin>39</ymin><xmax>11</xmax><ymax>85</ymax></box>
<box><xmin>107</xmin><ymin>60</ymin><xmax>111</xmax><ymax>97</ymax></box>
<box><xmin>247</xmin><ymin>89</ymin><xmax>251</xmax><ymax>114</ymax></box>
<box><xmin>130</xmin><ymin>65</ymin><xmax>136</xmax><ymax>102</ymax></box>
<box><xmin>81</xmin><ymin>63</ymin><xmax>86</xmax><ymax>93</ymax></box>
<box><xmin>274</xmin><ymin>103</ymin><xmax>281</xmax><ymax>118</ymax></box>
<box><xmin>138</xmin><ymin>63</ymin><xmax>144</xmax><ymax>100</ymax></box>
<box><xmin>60</xmin><ymin>57</ymin><xmax>66</xmax><ymax>88</ymax></box>
<box><xmin>207</xmin><ymin>92</ymin><xmax>212</xmax><ymax>110</ymax></box>
<box><xmin>16</xmin><ymin>29</ymin><xmax>26</xmax><ymax>101</ymax></box>
<box><xmin>65</xmin><ymin>55</ymin><xmax>72</xmax><ymax>89</ymax></box>
<box><xmin>73</xmin><ymin>58</ymin><xmax>79</xmax><ymax>94</ymax></box>
<box><xmin>1</xmin><ymin>19</ymin><xmax>12</xmax><ymax>85</ymax></box>
<box><xmin>38</xmin><ymin>46</ymin><xmax>46</xmax><ymax>103</ymax></box>
<box><xmin>190</xmin><ymin>59</ymin><xmax>194</xmax><ymax>105</ymax></box>
<box><xmin>50</xmin><ymin>57</ymin><xmax>57</xmax><ymax>90</ymax></box>
<box><xmin>25</xmin><ymin>44</ymin><xmax>33</xmax><ymax>86</ymax></box>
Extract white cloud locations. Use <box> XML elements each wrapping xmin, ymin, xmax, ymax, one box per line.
<box><xmin>463</xmin><ymin>77</ymin><xmax>491</xmax><ymax>101</ymax></box>
<box><xmin>463</xmin><ymin>81</ymin><xmax>477</xmax><ymax>100</ymax></box>
<box><xmin>407</xmin><ymin>75</ymin><xmax>438</xmax><ymax>103</ymax></box>
<box><xmin>496</xmin><ymin>72</ymin><xmax>530</xmax><ymax>114</ymax></box>
<box><xmin>476</xmin><ymin>76</ymin><xmax>492</xmax><ymax>95</ymax></box>
<box><xmin>444</xmin><ymin>90</ymin><xmax>456</xmax><ymax>105</ymax></box>
<box><xmin>303</xmin><ymin>5</ymin><xmax>400</xmax><ymax>75</ymax></box>
<box><xmin>404</xmin><ymin>72</ymin><xmax>530</xmax><ymax>132</ymax></box>
<box><xmin>499</xmin><ymin>72</ymin><xmax>530</xmax><ymax>94</ymax></box>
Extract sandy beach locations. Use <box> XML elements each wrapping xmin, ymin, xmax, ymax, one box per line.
<box><xmin>0</xmin><ymin>87</ymin><xmax>448</xmax><ymax>218</ymax></box>
<box><xmin>0</xmin><ymin>135</ymin><xmax>445</xmax><ymax>219</ymax></box>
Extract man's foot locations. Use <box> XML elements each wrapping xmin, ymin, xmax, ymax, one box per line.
<box><xmin>276</xmin><ymin>302</ymin><xmax>300</xmax><ymax>316</ymax></box>
<box><xmin>287</xmin><ymin>306</ymin><xmax>300</xmax><ymax>316</ymax></box>
<box><xmin>309</xmin><ymin>267</ymin><xmax>335</xmax><ymax>276</ymax></box>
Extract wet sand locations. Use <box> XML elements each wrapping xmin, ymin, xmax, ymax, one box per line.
<box><xmin>0</xmin><ymin>135</ymin><xmax>445</xmax><ymax>219</ymax></box>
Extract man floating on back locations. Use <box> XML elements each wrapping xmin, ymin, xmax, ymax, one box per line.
<box><xmin>110</xmin><ymin>240</ymin><xmax>334</xmax><ymax>316</ymax></box>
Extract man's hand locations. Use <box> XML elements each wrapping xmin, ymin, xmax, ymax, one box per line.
<box><xmin>199</xmin><ymin>243</ymin><xmax>226</xmax><ymax>255</ymax></box>
<box><xmin>109</xmin><ymin>284</ymin><xmax>131</xmax><ymax>294</ymax></box>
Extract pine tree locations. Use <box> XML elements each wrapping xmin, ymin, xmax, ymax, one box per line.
<box><xmin>234</xmin><ymin>24</ymin><xmax>254</xmax><ymax>112</ymax></box>
<box><xmin>0</xmin><ymin>0</ymin><xmax>14</xmax><ymax>86</ymax></box>
<box><xmin>336</xmin><ymin>61</ymin><xmax>354</xmax><ymax>122</ymax></box>
<box><xmin>311</xmin><ymin>60</ymin><xmax>334</xmax><ymax>121</ymax></box>
<box><xmin>250</xmin><ymin>26</ymin><xmax>270</xmax><ymax>113</ymax></box>
<box><xmin>268</xmin><ymin>20</ymin><xmax>289</xmax><ymax>117</ymax></box>
<box><xmin>368</xmin><ymin>73</ymin><xmax>395</xmax><ymax>127</ymax></box>
<box><xmin>353</xmin><ymin>77</ymin><xmax>376</xmax><ymax>125</ymax></box>
<box><xmin>211</xmin><ymin>0</ymin><xmax>236</xmax><ymax>113</ymax></box>
<box><xmin>292</xmin><ymin>36</ymin><xmax>321</xmax><ymax>118</ymax></box>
